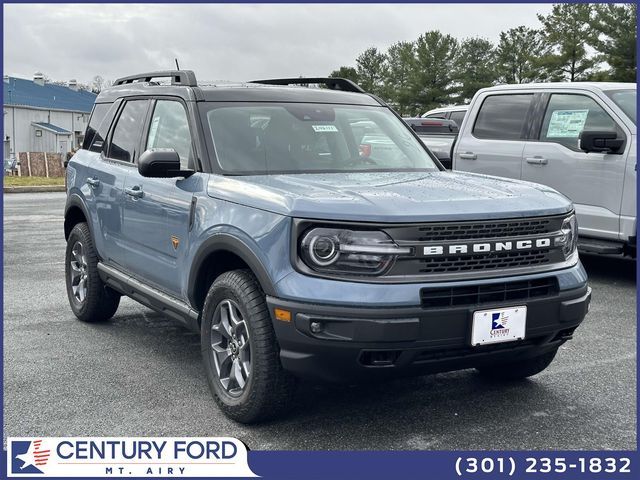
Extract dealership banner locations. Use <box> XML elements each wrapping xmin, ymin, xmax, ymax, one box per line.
<box><xmin>7</xmin><ymin>437</ymin><xmax>257</xmax><ymax>477</ymax></box>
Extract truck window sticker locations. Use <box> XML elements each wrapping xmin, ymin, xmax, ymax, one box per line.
<box><xmin>146</xmin><ymin>116</ymin><xmax>161</xmax><ymax>148</ymax></box>
<box><xmin>546</xmin><ymin>109</ymin><xmax>589</xmax><ymax>138</ymax></box>
<box><xmin>312</xmin><ymin>125</ymin><xmax>338</xmax><ymax>133</ymax></box>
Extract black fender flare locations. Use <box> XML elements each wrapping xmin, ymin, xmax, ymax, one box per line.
<box><xmin>64</xmin><ymin>193</ymin><xmax>92</xmax><ymax>240</ymax></box>
<box><xmin>187</xmin><ymin>233</ymin><xmax>277</xmax><ymax>307</ymax></box>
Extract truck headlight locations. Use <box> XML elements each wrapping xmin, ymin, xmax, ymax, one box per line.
<box><xmin>300</xmin><ymin>228</ymin><xmax>411</xmax><ymax>276</ymax></box>
<box><xmin>555</xmin><ymin>214</ymin><xmax>578</xmax><ymax>258</ymax></box>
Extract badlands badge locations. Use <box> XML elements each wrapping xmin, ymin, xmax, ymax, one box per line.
<box><xmin>7</xmin><ymin>437</ymin><xmax>257</xmax><ymax>477</ymax></box>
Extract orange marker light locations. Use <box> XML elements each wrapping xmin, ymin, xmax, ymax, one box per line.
<box><xmin>274</xmin><ymin>308</ymin><xmax>292</xmax><ymax>322</ymax></box>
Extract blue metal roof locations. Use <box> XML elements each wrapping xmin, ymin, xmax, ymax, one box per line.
<box><xmin>3</xmin><ymin>76</ymin><xmax>96</xmax><ymax>112</ymax></box>
<box><xmin>32</xmin><ymin>122</ymin><xmax>72</xmax><ymax>135</ymax></box>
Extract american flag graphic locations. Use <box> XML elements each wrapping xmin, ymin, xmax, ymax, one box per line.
<box><xmin>32</xmin><ymin>439</ymin><xmax>51</xmax><ymax>467</ymax></box>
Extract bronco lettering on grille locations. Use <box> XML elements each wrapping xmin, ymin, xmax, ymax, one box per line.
<box><xmin>423</xmin><ymin>237</ymin><xmax>554</xmax><ymax>256</ymax></box>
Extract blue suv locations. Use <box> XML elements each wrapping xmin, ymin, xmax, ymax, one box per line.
<box><xmin>64</xmin><ymin>71</ymin><xmax>591</xmax><ymax>423</ymax></box>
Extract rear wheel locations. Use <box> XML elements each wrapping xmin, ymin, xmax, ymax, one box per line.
<box><xmin>476</xmin><ymin>349</ymin><xmax>558</xmax><ymax>380</ymax></box>
<box><xmin>201</xmin><ymin>269</ymin><xmax>296</xmax><ymax>423</ymax></box>
<box><xmin>65</xmin><ymin>222</ymin><xmax>120</xmax><ymax>322</ymax></box>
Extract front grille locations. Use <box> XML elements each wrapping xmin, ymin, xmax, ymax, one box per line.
<box><xmin>414</xmin><ymin>218</ymin><xmax>552</xmax><ymax>242</ymax></box>
<box><xmin>383</xmin><ymin>214</ymin><xmax>569</xmax><ymax>280</ymax></box>
<box><xmin>419</xmin><ymin>249</ymin><xmax>551</xmax><ymax>274</ymax></box>
<box><xmin>420</xmin><ymin>277</ymin><xmax>559</xmax><ymax>308</ymax></box>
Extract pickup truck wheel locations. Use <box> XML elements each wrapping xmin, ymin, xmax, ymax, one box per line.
<box><xmin>476</xmin><ymin>349</ymin><xmax>558</xmax><ymax>381</ymax></box>
<box><xmin>65</xmin><ymin>222</ymin><xmax>120</xmax><ymax>322</ymax></box>
<box><xmin>201</xmin><ymin>269</ymin><xmax>296</xmax><ymax>423</ymax></box>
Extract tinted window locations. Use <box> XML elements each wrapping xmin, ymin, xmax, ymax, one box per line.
<box><xmin>108</xmin><ymin>100</ymin><xmax>148</xmax><ymax>163</ymax></box>
<box><xmin>540</xmin><ymin>94</ymin><xmax>620</xmax><ymax>151</ymax></box>
<box><xmin>473</xmin><ymin>94</ymin><xmax>533</xmax><ymax>140</ymax></box>
<box><xmin>425</xmin><ymin>113</ymin><xmax>447</xmax><ymax>119</ymax></box>
<box><xmin>449</xmin><ymin>110</ymin><xmax>466</xmax><ymax>128</ymax></box>
<box><xmin>83</xmin><ymin>103</ymin><xmax>114</xmax><ymax>152</ymax></box>
<box><xmin>205</xmin><ymin>103</ymin><xmax>438</xmax><ymax>174</ymax></box>
<box><xmin>146</xmin><ymin>100</ymin><xmax>194</xmax><ymax>169</ymax></box>
<box><xmin>605</xmin><ymin>89</ymin><xmax>636</xmax><ymax>125</ymax></box>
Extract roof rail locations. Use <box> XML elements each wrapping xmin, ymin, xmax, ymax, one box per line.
<box><xmin>249</xmin><ymin>77</ymin><xmax>365</xmax><ymax>94</ymax></box>
<box><xmin>113</xmin><ymin>70</ymin><xmax>197</xmax><ymax>87</ymax></box>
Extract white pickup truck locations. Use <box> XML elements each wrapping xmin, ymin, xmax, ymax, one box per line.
<box><xmin>452</xmin><ymin>82</ymin><xmax>636</xmax><ymax>256</ymax></box>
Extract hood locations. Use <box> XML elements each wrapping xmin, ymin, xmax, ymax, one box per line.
<box><xmin>207</xmin><ymin>171</ymin><xmax>572</xmax><ymax>222</ymax></box>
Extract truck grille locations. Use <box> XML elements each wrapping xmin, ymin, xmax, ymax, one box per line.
<box><xmin>389</xmin><ymin>217</ymin><xmax>557</xmax><ymax>243</ymax></box>
<box><xmin>420</xmin><ymin>277</ymin><xmax>558</xmax><ymax>308</ymax></box>
<box><xmin>383</xmin><ymin>214</ymin><xmax>570</xmax><ymax>281</ymax></box>
<box><xmin>415</xmin><ymin>218</ymin><xmax>551</xmax><ymax>241</ymax></box>
<box><xmin>419</xmin><ymin>249</ymin><xmax>550</xmax><ymax>274</ymax></box>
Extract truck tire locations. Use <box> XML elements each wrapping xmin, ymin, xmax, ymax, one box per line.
<box><xmin>65</xmin><ymin>222</ymin><xmax>120</xmax><ymax>322</ymax></box>
<box><xmin>201</xmin><ymin>269</ymin><xmax>296</xmax><ymax>423</ymax></box>
<box><xmin>476</xmin><ymin>349</ymin><xmax>558</xmax><ymax>381</ymax></box>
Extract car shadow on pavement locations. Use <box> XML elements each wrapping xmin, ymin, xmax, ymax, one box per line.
<box><xmin>580</xmin><ymin>253</ymin><xmax>636</xmax><ymax>285</ymax></box>
<box><xmin>258</xmin><ymin>370</ymin><xmax>580</xmax><ymax>449</ymax></box>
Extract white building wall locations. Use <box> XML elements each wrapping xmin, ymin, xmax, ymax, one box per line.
<box><xmin>3</xmin><ymin>105</ymin><xmax>90</xmax><ymax>156</ymax></box>
<box><xmin>32</xmin><ymin>130</ymin><xmax>65</xmax><ymax>153</ymax></box>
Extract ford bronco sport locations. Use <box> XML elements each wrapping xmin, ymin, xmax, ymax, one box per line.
<box><xmin>64</xmin><ymin>71</ymin><xmax>591</xmax><ymax>423</ymax></box>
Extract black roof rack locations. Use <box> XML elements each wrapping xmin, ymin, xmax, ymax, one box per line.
<box><xmin>249</xmin><ymin>77</ymin><xmax>365</xmax><ymax>94</ymax></box>
<box><xmin>113</xmin><ymin>70</ymin><xmax>197</xmax><ymax>87</ymax></box>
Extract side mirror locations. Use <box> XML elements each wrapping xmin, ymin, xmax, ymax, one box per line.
<box><xmin>579</xmin><ymin>130</ymin><xmax>624</xmax><ymax>154</ymax></box>
<box><xmin>138</xmin><ymin>148</ymin><xmax>191</xmax><ymax>178</ymax></box>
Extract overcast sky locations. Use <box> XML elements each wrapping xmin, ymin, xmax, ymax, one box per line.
<box><xmin>4</xmin><ymin>3</ymin><xmax>552</xmax><ymax>85</ymax></box>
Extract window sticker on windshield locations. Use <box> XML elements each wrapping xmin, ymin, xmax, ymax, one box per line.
<box><xmin>546</xmin><ymin>109</ymin><xmax>589</xmax><ymax>138</ymax></box>
<box><xmin>312</xmin><ymin>125</ymin><xmax>338</xmax><ymax>133</ymax></box>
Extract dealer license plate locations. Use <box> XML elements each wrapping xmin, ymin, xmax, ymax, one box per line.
<box><xmin>471</xmin><ymin>306</ymin><xmax>527</xmax><ymax>346</ymax></box>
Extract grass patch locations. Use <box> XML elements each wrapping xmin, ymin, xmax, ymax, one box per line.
<box><xmin>4</xmin><ymin>176</ymin><xmax>65</xmax><ymax>187</ymax></box>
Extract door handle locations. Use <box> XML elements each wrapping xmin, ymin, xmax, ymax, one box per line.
<box><xmin>459</xmin><ymin>152</ymin><xmax>477</xmax><ymax>160</ymax></box>
<box><xmin>124</xmin><ymin>186</ymin><xmax>144</xmax><ymax>198</ymax></box>
<box><xmin>86</xmin><ymin>177</ymin><xmax>100</xmax><ymax>188</ymax></box>
<box><xmin>525</xmin><ymin>157</ymin><xmax>548</xmax><ymax>165</ymax></box>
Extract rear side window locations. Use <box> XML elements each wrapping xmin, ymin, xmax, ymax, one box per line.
<box><xmin>83</xmin><ymin>103</ymin><xmax>113</xmax><ymax>152</ymax></box>
<box><xmin>146</xmin><ymin>100</ymin><xmax>194</xmax><ymax>169</ymax></box>
<box><xmin>449</xmin><ymin>110</ymin><xmax>466</xmax><ymax>128</ymax></box>
<box><xmin>605</xmin><ymin>89</ymin><xmax>636</xmax><ymax>124</ymax></box>
<box><xmin>108</xmin><ymin>100</ymin><xmax>148</xmax><ymax>163</ymax></box>
<box><xmin>539</xmin><ymin>94</ymin><xmax>622</xmax><ymax>151</ymax></box>
<box><xmin>473</xmin><ymin>94</ymin><xmax>533</xmax><ymax>140</ymax></box>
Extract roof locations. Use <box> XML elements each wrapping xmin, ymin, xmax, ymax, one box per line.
<box><xmin>423</xmin><ymin>105</ymin><xmax>469</xmax><ymax>115</ymax></box>
<box><xmin>31</xmin><ymin>122</ymin><xmax>71</xmax><ymax>135</ymax></box>
<box><xmin>3</xmin><ymin>76</ymin><xmax>97</xmax><ymax>112</ymax></box>
<box><xmin>96</xmin><ymin>82</ymin><xmax>382</xmax><ymax>106</ymax></box>
<box><xmin>481</xmin><ymin>82</ymin><xmax>636</xmax><ymax>93</ymax></box>
<box><xmin>200</xmin><ymin>84</ymin><xmax>382</xmax><ymax>105</ymax></box>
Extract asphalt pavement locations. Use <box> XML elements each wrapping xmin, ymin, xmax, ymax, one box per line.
<box><xmin>2</xmin><ymin>192</ymin><xmax>636</xmax><ymax>450</ymax></box>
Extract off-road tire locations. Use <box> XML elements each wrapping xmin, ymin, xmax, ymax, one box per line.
<box><xmin>201</xmin><ymin>269</ymin><xmax>296</xmax><ymax>423</ymax></box>
<box><xmin>476</xmin><ymin>348</ymin><xmax>558</xmax><ymax>380</ymax></box>
<box><xmin>65</xmin><ymin>222</ymin><xmax>120</xmax><ymax>322</ymax></box>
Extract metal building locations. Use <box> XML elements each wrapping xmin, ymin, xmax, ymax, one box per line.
<box><xmin>3</xmin><ymin>73</ymin><xmax>97</xmax><ymax>160</ymax></box>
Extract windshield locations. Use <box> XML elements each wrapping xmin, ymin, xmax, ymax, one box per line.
<box><xmin>203</xmin><ymin>103</ymin><xmax>439</xmax><ymax>174</ymax></box>
<box><xmin>605</xmin><ymin>89</ymin><xmax>636</xmax><ymax>125</ymax></box>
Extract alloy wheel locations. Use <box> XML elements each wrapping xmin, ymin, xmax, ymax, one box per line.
<box><xmin>210</xmin><ymin>299</ymin><xmax>251</xmax><ymax>397</ymax></box>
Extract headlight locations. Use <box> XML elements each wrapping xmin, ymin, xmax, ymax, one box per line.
<box><xmin>300</xmin><ymin>228</ymin><xmax>411</xmax><ymax>276</ymax></box>
<box><xmin>554</xmin><ymin>214</ymin><xmax>578</xmax><ymax>258</ymax></box>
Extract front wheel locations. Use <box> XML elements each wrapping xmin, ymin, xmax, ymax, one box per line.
<box><xmin>476</xmin><ymin>349</ymin><xmax>558</xmax><ymax>381</ymax></box>
<box><xmin>201</xmin><ymin>270</ymin><xmax>296</xmax><ymax>423</ymax></box>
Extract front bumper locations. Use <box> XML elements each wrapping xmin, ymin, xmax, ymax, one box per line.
<box><xmin>267</xmin><ymin>284</ymin><xmax>591</xmax><ymax>383</ymax></box>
